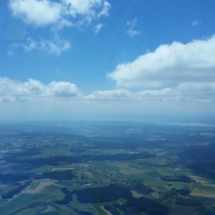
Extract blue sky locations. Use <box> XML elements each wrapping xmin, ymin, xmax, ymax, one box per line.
<box><xmin>0</xmin><ymin>0</ymin><xmax>215</xmax><ymax>121</ymax></box>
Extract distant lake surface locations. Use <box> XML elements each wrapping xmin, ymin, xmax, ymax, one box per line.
<box><xmin>109</xmin><ymin>118</ymin><xmax>215</xmax><ymax>127</ymax></box>
<box><xmin>157</xmin><ymin>121</ymin><xmax>215</xmax><ymax>127</ymax></box>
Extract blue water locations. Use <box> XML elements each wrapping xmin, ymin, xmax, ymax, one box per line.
<box><xmin>154</xmin><ymin>120</ymin><xmax>215</xmax><ymax>127</ymax></box>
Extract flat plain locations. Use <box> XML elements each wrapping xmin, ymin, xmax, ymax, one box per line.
<box><xmin>0</xmin><ymin>121</ymin><xmax>215</xmax><ymax>215</ymax></box>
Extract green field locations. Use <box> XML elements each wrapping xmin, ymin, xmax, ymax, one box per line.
<box><xmin>1</xmin><ymin>122</ymin><xmax>215</xmax><ymax>214</ymax></box>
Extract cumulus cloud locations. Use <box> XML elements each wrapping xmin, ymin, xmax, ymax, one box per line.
<box><xmin>126</xmin><ymin>19</ymin><xmax>140</xmax><ymax>37</ymax></box>
<box><xmin>46</xmin><ymin>81</ymin><xmax>79</xmax><ymax>97</ymax></box>
<box><xmin>0</xmin><ymin>77</ymin><xmax>79</xmax><ymax>102</ymax></box>
<box><xmin>10</xmin><ymin>37</ymin><xmax>71</xmax><ymax>55</ymax></box>
<box><xmin>108</xmin><ymin>35</ymin><xmax>215</xmax><ymax>88</ymax></box>
<box><xmin>9</xmin><ymin>0</ymin><xmax>63</xmax><ymax>26</ymax></box>
<box><xmin>8</xmin><ymin>0</ymin><xmax>111</xmax><ymax>27</ymax></box>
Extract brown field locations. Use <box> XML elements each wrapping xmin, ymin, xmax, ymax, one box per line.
<box><xmin>190</xmin><ymin>192</ymin><xmax>215</xmax><ymax>198</ymax></box>
<box><xmin>189</xmin><ymin>176</ymin><xmax>209</xmax><ymax>185</ymax></box>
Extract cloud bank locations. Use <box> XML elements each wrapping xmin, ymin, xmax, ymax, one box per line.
<box><xmin>86</xmin><ymin>83</ymin><xmax>215</xmax><ymax>104</ymax></box>
<box><xmin>1</xmin><ymin>77</ymin><xmax>214</xmax><ymax>104</ymax></box>
<box><xmin>0</xmin><ymin>77</ymin><xmax>79</xmax><ymax>102</ymax></box>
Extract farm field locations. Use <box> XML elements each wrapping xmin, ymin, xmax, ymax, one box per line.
<box><xmin>0</xmin><ymin>121</ymin><xmax>215</xmax><ymax>214</ymax></box>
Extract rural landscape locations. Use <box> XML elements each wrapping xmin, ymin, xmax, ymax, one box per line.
<box><xmin>0</xmin><ymin>121</ymin><xmax>215</xmax><ymax>215</ymax></box>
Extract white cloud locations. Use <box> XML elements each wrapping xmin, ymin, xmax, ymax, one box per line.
<box><xmin>94</xmin><ymin>24</ymin><xmax>103</xmax><ymax>34</ymax></box>
<box><xmin>174</xmin><ymin>82</ymin><xmax>215</xmax><ymax>103</ymax></box>
<box><xmin>86</xmin><ymin>89</ymin><xmax>131</xmax><ymax>100</ymax></box>
<box><xmin>1</xmin><ymin>77</ymin><xmax>214</xmax><ymax>104</ymax></box>
<box><xmin>191</xmin><ymin>20</ymin><xmax>201</xmax><ymax>26</ymax></box>
<box><xmin>8</xmin><ymin>0</ymin><xmax>110</xmax><ymax>55</ymax></box>
<box><xmin>97</xmin><ymin>1</ymin><xmax>111</xmax><ymax>17</ymax></box>
<box><xmin>8</xmin><ymin>0</ymin><xmax>111</xmax><ymax>27</ymax></box>
<box><xmin>126</xmin><ymin>19</ymin><xmax>140</xmax><ymax>37</ymax></box>
<box><xmin>46</xmin><ymin>81</ymin><xmax>79</xmax><ymax>97</ymax></box>
<box><xmin>85</xmin><ymin>83</ymin><xmax>215</xmax><ymax>104</ymax></box>
<box><xmin>9</xmin><ymin>0</ymin><xmax>63</xmax><ymax>27</ymax></box>
<box><xmin>134</xmin><ymin>83</ymin><xmax>215</xmax><ymax>103</ymax></box>
<box><xmin>0</xmin><ymin>77</ymin><xmax>80</xmax><ymax>102</ymax></box>
<box><xmin>11</xmin><ymin>37</ymin><xmax>71</xmax><ymax>55</ymax></box>
<box><xmin>85</xmin><ymin>89</ymin><xmax>148</xmax><ymax>102</ymax></box>
<box><xmin>108</xmin><ymin>35</ymin><xmax>215</xmax><ymax>88</ymax></box>
<box><xmin>64</xmin><ymin>0</ymin><xmax>110</xmax><ymax>19</ymax></box>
